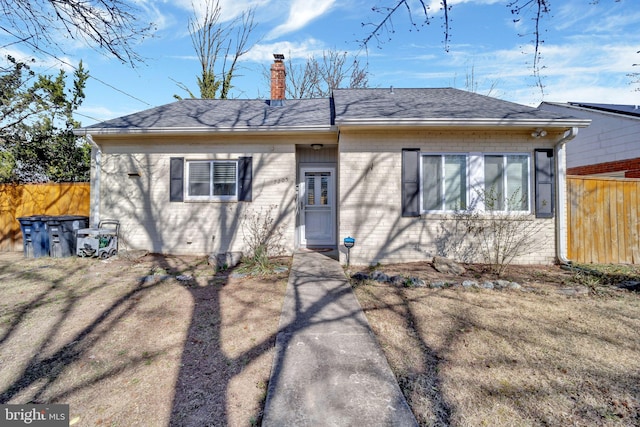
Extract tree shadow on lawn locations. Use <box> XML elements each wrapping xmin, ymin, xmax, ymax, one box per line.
<box><xmin>0</xmin><ymin>255</ymin><xmax>171</xmax><ymax>405</ymax></box>
<box><xmin>0</xmin><ymin>254</ymin><xmax>286</xmax><ymax>425</ymax></box>
<box><xmin>354</xmin><ymin>280</ymin><xmax>640</xmax><ymax>426</ymax></box>
<box><xmin>354</xmin><ymin>281</ymin><xmax>455</xmax><ymax>426</ymax></box>
<box><xmin>168</xmin><ymin>264</ymin><xmax>286</xmax><ymax>426</ymax></box>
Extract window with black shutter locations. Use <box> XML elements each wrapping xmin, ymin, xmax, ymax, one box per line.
<box><xmin>534</xmin><ymin>149</ymin><xmax>555</xmax><ymax>218</ymax></box>
<box><xmin>402</xmin><ymin>149</ymin><xmax>420</xmax><ymax>217</ymax></box>
<box><xmin>170</xmin><ymin>157</ymin><xmax>184</xmax><ymax>202</ymax></box>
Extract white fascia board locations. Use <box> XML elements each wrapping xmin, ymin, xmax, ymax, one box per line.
<box><xmin>334</xmin><ymin>118</ymin><xmax>592</xmax><ymax>129</ymax></box>
<box><xmin>73</xmin><ymin>125</ymin><xmax>336</xmax><ymax>137</ymax></box>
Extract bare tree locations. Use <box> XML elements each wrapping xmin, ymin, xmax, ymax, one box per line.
<box><xmin>629</xmin><ymin>50</ymin><xmax>640</xmax><ymax>92</ymax></box>
<box><xmin>361</xmin><ymin>1</ymin><xmax>622</xmax><ymax>94</ymax></box>
<box><xmin>318</xmin><ymin>50</ymin><xmax>368</xmax><ymax>94</ymax></box>
<box><xmin>175</xmin><ymin>0</ymin><xmax>257</xmax><ymax>100</ymax></box>
<box><xmin>0</xmin><ymin>0</ymin><xmax>153</xmax><ymax>66</ymax></box>
<box><xmin>270</xmin><ymin>50</ymin><xmax>368</xmax><ymax>99</ymax></box>
<box><xmin>452</xmin><ymin>65</ymin><xmax>500</xmax><ymax>97</ymax></box>
<box><xmin>285</xmin><ymin>56</ymin><xmax>321</xmax><ymax>99</ymax></box>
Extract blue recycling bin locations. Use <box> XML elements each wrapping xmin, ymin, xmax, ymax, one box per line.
<box><xmin>46</xmin><ymin>216</ymin><xmax>90</xmax><ymax>258</ymax></box>
<box><xmin>17</xmin><ymin>215</ymin><xmax>53</xmax><ymax>258</ymax></box>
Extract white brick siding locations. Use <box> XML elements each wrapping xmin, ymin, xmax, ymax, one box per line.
<box><xmin>93</xmin><ymin>128</ymin><xmax>565</xmax><ymax>266</ymax></box>
<box><xmin>96</xmin><ymin>138</ymin><xmax>297</xmax><ymax>257</ymax></box>
<box><xmin>337</xmin><ymin>129</ymin><xmax>560</xmax><ymax>266</ymax></box>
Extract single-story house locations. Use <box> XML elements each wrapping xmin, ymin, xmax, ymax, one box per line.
<box><xmin>74</xmin><ymin>56</ymin><xmax>590</xmax><ymax>266</ymax></box>
<box><xmin>539</xmin><ymin>102</ymin><xmax>640</xmax><ymax>177</ymax></box>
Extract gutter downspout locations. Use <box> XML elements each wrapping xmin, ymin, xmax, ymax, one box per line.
<box><xmin>555</xmin><ymin>127</ymin><xmax>579</xmax><ymax>265</ymax></box>
<box><xmin>86</xmin><ymin>134</ymin><xmax>101</xmax><ymax>228</ymax></box>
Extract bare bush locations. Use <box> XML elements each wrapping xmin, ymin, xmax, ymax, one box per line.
<box><xmin>241</xmin><ymin>205</ymin><xmax>286</xmax><ymax>273</ymax></box>
<box><xmin>437</xmin><ymin>188</ymin><xmax>544</xmax><ymax>276</ymax></box>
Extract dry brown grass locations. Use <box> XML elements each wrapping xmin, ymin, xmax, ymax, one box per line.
<box><xmin>0</xmin><ymin>252</ymin><xmax>288</xmax><ymax>426</ymax></box>
<box><xmin>353</xmin><ymin>263</ymin><xmax>640</xmax><ymax>427</ymax></box>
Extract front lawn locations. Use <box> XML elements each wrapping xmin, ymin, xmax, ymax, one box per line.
<box><xmin>0</xmin><ymin>252</ymin><xmax>288</xmax><ymax>426</ymax></box>
<box><xmin>353</xmin><ymin>262</ymin><xmax>640</xmax><ymax>426</ymax></box>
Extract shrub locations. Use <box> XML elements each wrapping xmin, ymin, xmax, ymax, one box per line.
<box><xmin>241</xmin><ymin>205</ymin><xmax>286</xmax><ymax>274</ymax></box>
<box><xmin>437</xmin><ymin>187</ymin><xmax>544</xmax><ymax>276</ymax></box>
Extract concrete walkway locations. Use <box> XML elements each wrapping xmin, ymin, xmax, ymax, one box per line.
<box><xmin>262</xmin><ymin>251</ymin><xmax>417</xmax><ymax>426</ymax></box>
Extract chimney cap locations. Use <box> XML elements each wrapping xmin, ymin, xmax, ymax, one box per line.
<box><xmin>273</xmin><ymin>53</ymin><xmax>285</xmax><ymax>61</ymax></box>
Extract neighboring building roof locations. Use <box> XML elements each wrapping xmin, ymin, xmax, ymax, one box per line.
<box><xmin>76</xmin><ymin>88</ymin><xmax>589</xmax><ymax>136</ymax></box>
<box><xmin>564</xmin><ymin>102</ymin><xmax>640</xmax><ymax>118</ymax></box>
<box><xmin>81</xmin><ymin>98</ymin><xmax>332</xmax><ymax>134</ymax></box>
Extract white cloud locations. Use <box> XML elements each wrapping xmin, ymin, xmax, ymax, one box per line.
<box><xmin>266</xmin><ymin>0</ymin><xmax>336</xmax><ymax>40</ymax></box>
<box><xmin>542</xmin><ymin>84</ymin><xmax>640</xmax><ymax>106</ymax></box>
<box><xmin>244</xmin><ymin>38</ymin><xmax>327</xmax><ymax>62</ymax></box>
<box><xmin>136</xmin><ymin>0</ymin><xmax>171</xmax><ymax>31</ymax></box>
<box><xmin>170</xmin><ymin>0</ymin><xmax>269</xmax><ymax>23</ymax></box>
<box><xmin>376</xmin><ymin>30</ymin><xmax>640</xmax><ymax>107</ymax></box>
<box><xmin>0</xmin><ymin>47</ymin><xmax>76</xmax><ymax>73</ymax></box>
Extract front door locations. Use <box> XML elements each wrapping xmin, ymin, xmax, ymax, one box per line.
<box><xmin>299</xmin><ymin>167</ymin><xmax>335</xmax><ymax>247</ymax></box>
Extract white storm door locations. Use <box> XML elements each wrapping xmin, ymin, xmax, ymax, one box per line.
<box><xmin>300</xmin><ymin>167</ymin><xmax>335</xmax><ymax>247</ymax></box>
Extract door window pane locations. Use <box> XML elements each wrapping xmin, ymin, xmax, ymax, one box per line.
<box><xmin>320</xmin><ymin>173</ymin><xmax>329</xmax><ymax>205</ymax></box>
<box><xmin>306</xmin><ymin>173</ymin><xmax>315</xmax><ymax>205</ymax></box>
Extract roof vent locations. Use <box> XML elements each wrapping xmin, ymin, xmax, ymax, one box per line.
<box><xmin>390</xmin><ymin>85</ymin><xmax>394</xmax><ymax>94</ymax></box>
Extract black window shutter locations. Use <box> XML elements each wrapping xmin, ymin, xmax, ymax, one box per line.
<box><xmin>238</xmin><ymin>156</ymin><xmax>253</xmax><ymax>202</ymax></box>
<box><xmin>402</xmin><ymin>149</ymin><xmax>420</xmax><ymax>217</ymax></box>
<box><xmin>534</xmin><ymin>149</ymin><xmax>554</xmax><ymax>218</ymax></box>
<box><xmin>170</xmin><ymin>157</ymin><xmax>184</xmax><ymax>202</ymax></box>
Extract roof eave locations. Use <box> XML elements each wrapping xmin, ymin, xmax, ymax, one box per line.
<box><xmin>334</xmin><ymin>118</ymin><xmax>592</xmax><ymax>129</ymax></box>
<box><xmin>73</xmin><ymin>125</ymin><xmax>336</xmax><ymax>137</ymax></box>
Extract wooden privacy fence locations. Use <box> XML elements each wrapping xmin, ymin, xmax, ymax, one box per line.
<box><xmin>568</xmin><ymin>175</ymin><xmax>640</xmax><ymax>264</ymax></box>
<box><xmin>0</xmin><ymin>183</ymin><xmax>90</xmax><ymax>252</ymax></box>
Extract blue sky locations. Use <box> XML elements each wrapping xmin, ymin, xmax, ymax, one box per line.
<box><xmin>3</xmin><ymin>0</ymin><xmax>639</xmax><ymax>126</ymax></box>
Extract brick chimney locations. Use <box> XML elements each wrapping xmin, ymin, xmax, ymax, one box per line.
<box><xmin>270</xmin><ymin>54</ymin><xmax>286</xmax><ymax>105</ymax></box>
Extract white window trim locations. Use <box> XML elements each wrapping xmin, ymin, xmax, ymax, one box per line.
<box><xmin>185</xmin><ymin>159</ymin><xmax>238</xmax><ymax>202</ymax></box>
<box><xmin>419</xmin><ymin>152</ymin><xmax>532</xmax><ymax>214</ymax></box>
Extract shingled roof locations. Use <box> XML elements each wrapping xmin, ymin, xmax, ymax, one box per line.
<box><xmin>332</xmin><ymin>88</ymin><xmax>581</xmax><ymax>124</ymax></box>
<box><xmin>76</xmin><ymin>88</ymin><xmax>588</xmax><ymax>135</ymax></box>
<box><xmin>82</xmin><ymin>98</ymin><xmax>332</xmax><ymax>133</ymax></box>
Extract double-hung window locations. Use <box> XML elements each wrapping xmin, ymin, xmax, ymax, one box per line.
<box><xmin>404</xmin><ymin>149</ymin><xmax>547</xmax><ymax>218</ymax></box>
<box><xmin>422</xmin><ymin>154</ymin><xmax>467</xmax><ymax>212</ymax></box>
<box><xmin>419</xmin><ymin>153</ymin><xmax>531</xmax><ymax>214</ymax></box>
<box><xmin>483</xmin><ymin>154</ymin><xmax>529</xmax><ymax>212</ymax></box>
<box><xmin>186</xmin><ymin>160</ymin><xmax>238</xmax><ymax>200</ymax></box>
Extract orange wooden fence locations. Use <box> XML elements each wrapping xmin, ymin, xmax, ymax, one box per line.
<box><xmin>567</xmin><ymin>176</ymin><xmax>640</xmax><ymax>264</ymax></box>
<box><xmin>0</xmin><ymin>183</ymin><xmax>90</xmax><ymax>252</ymax></box>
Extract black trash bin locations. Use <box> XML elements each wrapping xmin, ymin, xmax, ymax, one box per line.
<box><xmin>17</xmin><ymin>215</ymin><xmax>53</xmax><ymax>258</ymax></box>
<box><xmin>46</xmin><ymin>215</ymin><xmax>90</xmax><ymax>258</ymax></box>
